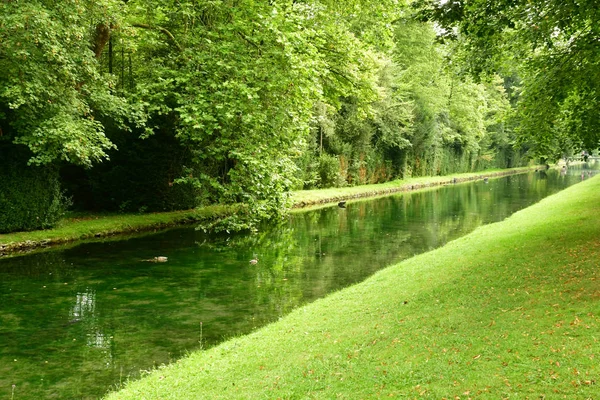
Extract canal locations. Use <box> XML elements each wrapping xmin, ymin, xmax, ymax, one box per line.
<box><xmin>0</xmin><ymin>166</ymin><xmax>595</xmax><ymax>399</ymax></box>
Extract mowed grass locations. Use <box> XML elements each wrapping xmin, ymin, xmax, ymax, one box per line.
<box><xmin>289</xmin><ymin>167</ymin><xmax>535</xmax><ymax>207</ymax></box>
<box><xmin>106</xmin><ymin>176</ymin><xmax>600</xmax><ymax>399</ymax></box>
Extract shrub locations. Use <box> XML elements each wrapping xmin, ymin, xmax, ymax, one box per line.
<box><xmin>318</xmin><ymin>154</ymin><xmax>345</xmax><ymax>188</ymax></box>
<box><xmin>0</xmin><ymin>144</ymin><xmax>69</xmax><ymax>233</ymax></box>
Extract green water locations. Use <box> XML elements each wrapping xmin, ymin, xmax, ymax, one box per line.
<box><xmin>0</xmin><ymin>167</ymin><xmax>595</xmax><ymax>399</ymax></box>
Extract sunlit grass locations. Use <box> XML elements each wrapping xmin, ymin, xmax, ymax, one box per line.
<box><xmin>105</xmin><ymin>174</ymin><xmax>599</xmax><ymax>399</ymax></box>
<box><xmin>290</xmin><ymin>166</ymin><xmax>536</xmax><ymax>207</ymax></box>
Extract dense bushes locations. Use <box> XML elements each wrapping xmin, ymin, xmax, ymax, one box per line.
<box><xmin>61</xmin><ymin>122</ymin><xmax>200</xmax><ymax>213</ymax></box>
<box><xmin>0</xmin><ymin>144</ymin><xmax>68</xmax><ymax>233</ymax></box>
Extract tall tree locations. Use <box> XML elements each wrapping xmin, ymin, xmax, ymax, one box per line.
<box><xmin>416</xmin><ymin>0</ymin><xmax>600</xmax><ymax>159</ymax></box>
<box><xmin>119</xmin><ymin>0</ymin><xmax>385</xmax><ymax>229</ymax></box>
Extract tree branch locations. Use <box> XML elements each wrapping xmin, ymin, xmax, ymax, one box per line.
<box><xmin>328</xmin><ymin>67</ymin><xmax>356</xmax><ymax>87</ymax></box>
<box><xmin>131</xmin><ymin>23</ymin><xmax>183</xmax><ymax>51</ymax></box>
<box><xmin>237</xmin><ymin>31</ymin><xmax>261</xmax><ymax>51</ymax></box>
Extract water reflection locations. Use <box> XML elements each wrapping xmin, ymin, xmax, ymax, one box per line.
<box><xmin>72</xmin><ymin>289</ymin><xmax>95</xmax><ymax>321</ymax></box>
<box><xmin>0</xmin><ymin>165</ymin><xmax>596</xmax><ymax>399</ymax></box>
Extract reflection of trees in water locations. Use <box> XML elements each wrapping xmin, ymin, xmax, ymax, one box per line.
<box><xmin>193</xmin><ymin>225</ymin><xmax>309</xmax><ymax>338</ymax></box>
<box><xmin>72</xmin><ymin>288</ymin><xmax>95</xmax><ymax>320</ymax></box>
<box><xmin>0</xmin><ymin>250</ymin><xmax>75</xmax><ymax>278</ymax></box>
<box><xmin>71</xmin><ymin>288</ymin><xmax>114</xmax><ymax>366</ymax></box>
<box><xmin>0</xmin><ymin>257</ymin><xmax>121</xmax><ymax>398</ymax></box>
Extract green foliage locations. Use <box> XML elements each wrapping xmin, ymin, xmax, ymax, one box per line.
<box><xmin>416</xmin><ymin>0</ymin><xmax>600</xmax><ymax>158</ymax></box>
<box><xmin>0</xmin><ymin>0</ymin><xmax>143</xmax><ymax>167</ymax></box>
<box><xmin>119</xmin><ymin>0</ymin><xmax>387</xmax><ymax>230</ymax></box>
<box><xmin>0</xmin><ymin>0</ymin><xmax>530</xmax><ymax>233</ymax></box>
<box><xmin>299</xmin><ymin>17</ymin><xmax>527</xmax><ymax>188</ymax></box>
<box><xmin>316</xmin><ymin>154</ymin><xmax>344</xmax><ymax>188</ymax></box>
<box><xmin>0</xmin><ymin>145</ymin><xmax>69</xmax><ymax>233</ymax></box>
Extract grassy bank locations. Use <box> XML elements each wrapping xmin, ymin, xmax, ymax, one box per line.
<box><xmin>290</xmin><ymin>166</ymin><xmax>536</xmax><ymax>207</ymax></box>
<box><xmin>0</xmin><ymin>167</ymin><xmax>536</xmax><ymax>256</ymax></box>
<box><xmin>0</xmin><ymin>205</ymin><xmax>238</xmax><ymax>256</ymax></box>
<box><xmin>106</xmin><ymin>174</ymin><xmax>599</xmax><ymax>399</ymax></box>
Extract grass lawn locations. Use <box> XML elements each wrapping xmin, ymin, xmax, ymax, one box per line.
<box><xmin>105</xmin><ymin>175</ymin><xmax>599</xmax><ymax>399</ymax></box>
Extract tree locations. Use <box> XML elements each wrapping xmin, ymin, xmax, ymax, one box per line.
<box><xmin>0</xmin><ymin>0</ymin><xmax>142</xmax><ymax>167</ymax></box>
<box><xmin>117</xmin><ymin>0</ymin><xmax>387</xmax><ymax>229</ymax></box>
<box><xmin>0</xmin><ymin>0</ymin><xmax>529</xmax><ymax>233</ymax></box>
<box><xmin>0</xmin><ymin>1</ymin><xmax>146</xmax><ymax>231</ymax></box>
<box><xmin>416</xmin><ymin>0</ymin><xmax>600</xmax><ymax>159</ymax></box>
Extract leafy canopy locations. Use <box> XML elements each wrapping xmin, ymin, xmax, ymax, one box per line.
<box><xmin>0</xmin><ymin>0</ymin><xmax>143</xmax><ymax>166</ymax></box>
<box><xmin>416</xmin><ymin>0</ymin><xmax>600</xmax><ymax>158</ymax></box>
